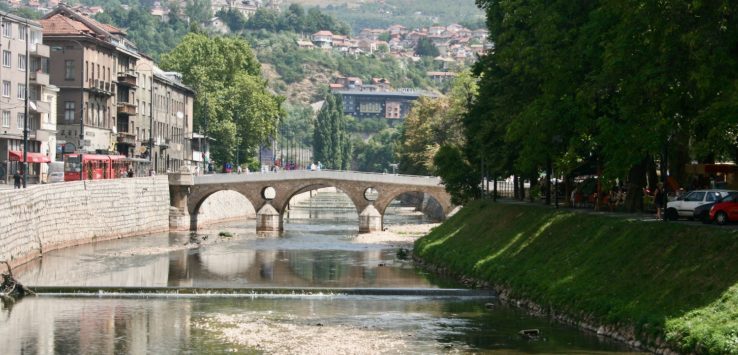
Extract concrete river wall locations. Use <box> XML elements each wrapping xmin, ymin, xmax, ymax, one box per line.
<box><xmin>0</xmin><ymin>177</ymin><xmax>170</xmax><ymax>268</ymax></box>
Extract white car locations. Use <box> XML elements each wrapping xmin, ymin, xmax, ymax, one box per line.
<box><xmin>666</xmin><ymin>189</ymin><xmax>735</xmax><ymax>220</ymax></box>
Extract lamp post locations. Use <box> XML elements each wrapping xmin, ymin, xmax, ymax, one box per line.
<box><xmin>22</xmin><ymin>20</ymin><xmax>29</xmax><ymax>187</ymax></box>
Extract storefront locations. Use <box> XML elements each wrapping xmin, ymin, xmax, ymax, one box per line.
<box><xmin>8</xmin><ymin>150</ymin><xmax>52</xmax><ymax>184</ymax></box>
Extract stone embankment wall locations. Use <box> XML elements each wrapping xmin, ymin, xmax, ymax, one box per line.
<box><xmin>0</xmin><ymin>177</ymin><xmax>170</xmax><ymax>268</ymax></box>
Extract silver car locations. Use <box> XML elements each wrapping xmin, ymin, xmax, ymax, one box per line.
<box><xmin>666</xmin><ymin>189</ymin><xmax>735</xmax><ymax>220</ymax></box>
<box><xmin>47</xmin><ymin>171</ymin><xmax>64</xmax><ymax>183</ymax></box>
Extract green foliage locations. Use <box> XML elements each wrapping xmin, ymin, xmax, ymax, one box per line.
<box><xmin>455</xmin><ymin>0</ymin><xmax>738</xmax><ymax>209</ymax></box>
<box><xmin>433</xmin><ymin>145</ymin><xmax>480</xmax><ymax>204</ymax></box>
<box><xmin>161</xmin><ymin>33</ymin><xmax>283</xmax><ymax>165</ymax></box>
<box><xmin>322</xmin><ymin>0</ymin><xmax>484</xmax><ymax>33</ymax></box>
<box><xmin>401</xmin><ymin>70</ymin><xmax>476</xmax><ymax>175</ymax></box>
<box><xmin>216</xmin><ymin>8</ymin><xmax>247</xmax><ymax>32</ymax></box>
<box><xmin>313</xmin><ymin>95</ymin><xmax>351</xmax><ymax>169</ymax></box>
<box><xmin>93</xmin><ymin>2</ymin><xmax>190</xmax><ymax>61</ymax></box>
<box><xmin>185</xmin><ymin>0</ymin><xmax>212</xmax><ymax>24</ymax></box>
<box><xmin>415</xmin><ymin>37</ymin><xmax>440</xmax><ymax>57</ymax></box>
<box><xmin>415</xmin><ymin>201</ymin><xmax>738</xmax><ymax>354</ymax></box>
<box><xmin>245</xmin><ymin>6</ymin><xmax>349</xmax><ymax>35</ymax></box>
<box><xmin>352</xmin><ymin>128</ymin><xmax>400</xmax><ymax>173</ymax></box>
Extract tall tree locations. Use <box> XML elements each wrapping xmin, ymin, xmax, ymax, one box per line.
<box><xmin>161</xmin><ymin>33</ymin><xmax>283</xmax><ymax>165</ymax></box>
<box><xmin>313</xmin><ymin>95</ymin><xmax>351</xmax><ymax>169</ymax></box>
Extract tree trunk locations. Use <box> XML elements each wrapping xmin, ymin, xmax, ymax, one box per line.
<box><xmin>624</xmin><ymin>157</ymin><xmax>648</xmax><ymax>213</ymax></box>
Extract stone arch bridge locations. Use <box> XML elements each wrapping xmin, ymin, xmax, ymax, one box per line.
<box><xmin>169</xmin><ymin>170</ymin><xmax>453</xmax><ymax>233</ymax></box>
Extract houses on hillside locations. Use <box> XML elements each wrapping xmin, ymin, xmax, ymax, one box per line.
<box><xmin>0</xmin><ymin>4</ymin><xmax>198</xmax><ymax>185</ymax></box>
<box><xmin>301</xmin><ymin>23</ymin><xmax>492</xmax><ymax>80</ymax></box>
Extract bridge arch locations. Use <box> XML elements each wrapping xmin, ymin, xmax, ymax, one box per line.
<box><xmin>188</xmin><ymin>188</ymin><xmax>259</xmax><ymax>230</ymax></box>
<box><xmin>379</xmin><ymin>190</ymin><xmax>447</xmax><ymax>223</ymax></box>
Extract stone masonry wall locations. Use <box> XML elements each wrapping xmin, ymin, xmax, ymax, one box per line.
<box><xmin>0</xmin><ymin>176</ymin><xmax>170</xmax><ymax>268</ymax></box>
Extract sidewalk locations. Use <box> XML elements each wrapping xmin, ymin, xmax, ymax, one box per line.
<box><xmin>493</xmin><ymin>197</ymin><xmax>733</xmax><ymax>228</ymax></box>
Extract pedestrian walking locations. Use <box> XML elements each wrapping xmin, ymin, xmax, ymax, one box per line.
<box><xmin>13</xmin><ymin>170</ymin><xmax>22</xmax><ymax>189</ymax></box>
<box><xmin>654</xmin><ymin>183</ymin><xmax>665</xmax><ymax>220</ymax></box>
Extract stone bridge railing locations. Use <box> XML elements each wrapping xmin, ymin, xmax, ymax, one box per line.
<box><xmin>169</xmin><ymin>170</ymin><xmax>452</xmax><ymax>234</ymax></box>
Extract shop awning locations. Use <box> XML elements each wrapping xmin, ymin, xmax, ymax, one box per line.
<box><xmin>9</xmin><ymin>151</ymin><xmax>51</xmax><ymax>163</ymax></box>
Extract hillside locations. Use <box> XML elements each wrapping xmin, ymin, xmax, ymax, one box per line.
<box><xmin>287</xmin><ymin>0</ymin><xmax>485</xmax><ymax>32</ymax></box>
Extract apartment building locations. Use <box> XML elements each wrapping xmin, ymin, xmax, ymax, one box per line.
<box><xmin>0</xmin><ymin>11</ymin><xmax>57</xmax><ymax>184</ymax></box>
<box><xmin>41</xmin><ymin>4</ymin><xmax>140</xmax><ymax>155</ymax></box>
<box><xmin>151</xmin><ymin>68</ymin><xmax>194</xmax><ymax>174</ymax></box>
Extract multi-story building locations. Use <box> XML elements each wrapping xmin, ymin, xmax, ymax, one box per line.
<box><xmin>41</xmin><ymin>4</ymin><xmax>141</xmax><ymax>156</ymax></box>
<box><xmin>0</xmin><ymin>11</ymin><xmax>57</xmax><ymax>184</ymax></box>
<box><xmin>151</xmin><ymin>68</ymin><xmax>194</xmax><ymax>174</ymax></box>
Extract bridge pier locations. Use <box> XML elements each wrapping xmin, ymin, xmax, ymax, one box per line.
<box><xmin>256</xmin><ymin>203</ymin><xmax>282</xmax><ymax>232</ymax></box>
<box><xmin>359</xmin><ymin>205</ymin><xmax>382</xmax><ymax>233</ymax></box>
<box><xmin>169</xmin><ymin>169</ymin><xmax>194</xmax><ymax>231</ymax></box>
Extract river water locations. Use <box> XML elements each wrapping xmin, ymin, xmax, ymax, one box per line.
<box><xmin>1</xmin><ymin>192</ymin><xmax>640</xmax><ymax>354</ymax></box>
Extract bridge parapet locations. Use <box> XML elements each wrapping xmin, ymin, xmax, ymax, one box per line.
<box><xmin>192</xmin><ymin>170</ymin><xmax>443</xmax><ymax>187</ymax></box>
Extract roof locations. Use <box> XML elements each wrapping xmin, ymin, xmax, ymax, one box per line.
<box><xmin>313</xmin><ymin>30</ymin><xmax>333</xmax><ymax>36</ymax></box>
<box><xmin>334</xmin><ymin>90</ymin><xmax>436</xmax><ymax>99</ymax></box>
<box><xmin>41</xmin><ymin>5</ymin><xmax>126</xmax><ymax>36</ymax></box>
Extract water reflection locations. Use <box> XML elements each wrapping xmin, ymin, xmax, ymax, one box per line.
<box><xmin>1</xmin><ymin>191</ymin><xmax>643</xmax><ymax>354</ymax></box>
<box><xmin>0</xmin><ymin>296</ymin><xmax>642</xmax><ymax>355</ymax></box>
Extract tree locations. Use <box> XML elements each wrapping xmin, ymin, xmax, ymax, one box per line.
<box><xmin>415</xmin><ymin>37</ymin><xmax>440</xmax><ymax>57</ymax></box>
<box><xmin>313</xmin><ymin>94</ymin><xmax>351</xmax><ymax>169</ymax></box>
<box><xmin>401</xmin><ymin>70</ymin><xmax>477</xmax><ymax>175</ymax></box>
<box><xmin>161</xmin><ymin>33</ymin><xmax>284</xmax><ymax>165</ymax></box>
<box><xmin>185</xmin><ymin>0</ymin><xmax>212</xmax><ymax>24</ymax></box>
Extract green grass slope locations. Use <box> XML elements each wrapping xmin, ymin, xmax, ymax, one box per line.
<box><xmin>414</xmin><ymin>200</ymin><xmax>738</xmax><ymax>354</ymax></box>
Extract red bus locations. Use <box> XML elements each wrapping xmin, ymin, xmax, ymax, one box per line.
<box><xmin>63</xmin><ymin>154</ymin><xmax>129</xmax><ymax>181</ymax></box>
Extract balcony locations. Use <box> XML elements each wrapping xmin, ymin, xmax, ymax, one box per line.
<box><xmin>30</xmin><ymin>43</ymin><xmax>50</xmax><ymax>58</ymax></box>
<box><xmin>30</xmin><ymin>71</ymin><xmax>49</xmax><ymax>86</ymax></box>
<box><xmin>87</xmin><ymin>79</ymin><xmax>114</xmax><ymax>96</ymax></box>
<box><xmin>117</xmin><ymin>70</ymin><xmax>137</xmax><ymax>88</ymax></box>
<box><xmin>117</xmin><ymin>102</ymin><xmax>137</xmax><ymax>116</ymax></box>
<box><xmin>117</xmin><ymin>132</ymin><xmax>136</xmax><ymax>145</ymax></box>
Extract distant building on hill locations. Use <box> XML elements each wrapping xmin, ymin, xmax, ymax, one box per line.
<box><xmin>330</xmin><ymin>77</ymin><xmax>434</xmax><ymax>121</ymax></box>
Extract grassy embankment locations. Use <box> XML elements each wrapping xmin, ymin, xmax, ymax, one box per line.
<box><xmin>414</xmin><ymin>200</ymin><xmax>738</xmax><ymax>354</ymax></box>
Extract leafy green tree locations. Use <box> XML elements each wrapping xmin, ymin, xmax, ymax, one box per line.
<box><xmin>161</xmin><ymin>33</ymin><xmax>284</xmax><ymax>165</ymax></box>
<box><xmin>415</xmin><ymin>37</ymin><xmax>440</xmax><ymax>57</ymax></box>
<box><xmin>185</xmin><ymin>0</ymin><xmax>212</xmax><ymax>24</ymax></box>
<box><xmin>313</xmin><ymin>95</ymin><xmax>351</xmax><ymax>169</ymax></box>
<box><xmin>401</xmin><ymin>70</ymin><xmax>476</xmax><ymax>175</ymax></box>
<box><xmin>353</xmin><ymin>128</ymin><xmax>401</xmax><ymax>173</ymax></box>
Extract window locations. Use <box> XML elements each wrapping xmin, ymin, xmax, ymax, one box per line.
<box><xmin>64</xmin><ymin>101</ymin><xmax>75</xmax><ymax>121</ymax></box>
<box><xmin>2</xmin><ymin>81</ymin><xmax>9</xmax><ymax>97</ymax></box>
<box><xmin>17</xmin><ymin>113</ymin><xmax>24</xmax><ymax>130</ymax></box>
<box><xmin>1</xmin><ymin>111</ymin><xmax>9</xmax><ymax>128</ymax></box>
<box><xmin>19</xmin><ymin>26</ymin><xmax>26</xmax><ymax>41</ymax></box>
<box><xmin>17</xmin><ymin>84</ymin><xmax>25</xmax><ymax>99</ymax></box>
<box><xmin>18</xmin><ymin>54</ymin><xmax>26</xmax><ymax>71</ymax></box>
<box><xmin>2</xmin><ymin>50</ymin><xmax>10</xmax><ymax>68</ymax></box>
<box><xmin>3</xmin><ymin>22</ymin><xmax>11</xmax><ymax>38</ymax></box>
<box><xmin>65</xmin><ymin>60</ymin><xmax>75</xmax><ymax>80</ymax></box>
<box><xmin>685</xmin><ymin>192</ymin><xmax>706</xmax><ymax>202</ymax></box>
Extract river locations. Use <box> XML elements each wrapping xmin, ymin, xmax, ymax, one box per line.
<box><xmin>0</xmin><ymin>191</ymin><xmax>641</xmax><ymax>354</ymax></box>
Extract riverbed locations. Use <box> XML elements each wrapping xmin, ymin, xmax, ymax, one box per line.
<box><xmin>0</xmin><ymin>191</ymin><xmax>641</xmax><ymax>354</ymax></box>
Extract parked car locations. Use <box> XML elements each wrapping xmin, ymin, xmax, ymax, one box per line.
<box><xmin>47</xmin><ymin>171</ymin><xmax>64</xmax><ymax>183</ymax></box>
<box><xmin>709</xmin><ymin>193</ymin><xmax>738</xmax><ymax>225</ymax></box>
<box><xmin>694</xmin><ymin>192</ymin><xmax>738</xmax><ymax>223</ymax></box>
<box><xmin>46</xmin><ymin>162</ymin><xmax>64</xmax><ymax>183</ymax></box>
<box><xmin>665</xmin><ymin>189</ymin><xmax>735</xmax><ymax>220</ymax></box>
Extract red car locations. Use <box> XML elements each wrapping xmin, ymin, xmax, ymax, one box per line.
<box><xmin>709</xmin><ymin>193</ymin><xmax>738</xmax><ymax>225</ymax></box>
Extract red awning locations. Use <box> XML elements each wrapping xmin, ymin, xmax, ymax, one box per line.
<box><xmin>8</xmin><ymin>151</ymin><xmax>51</xmax><ymax>163</ymax></box>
